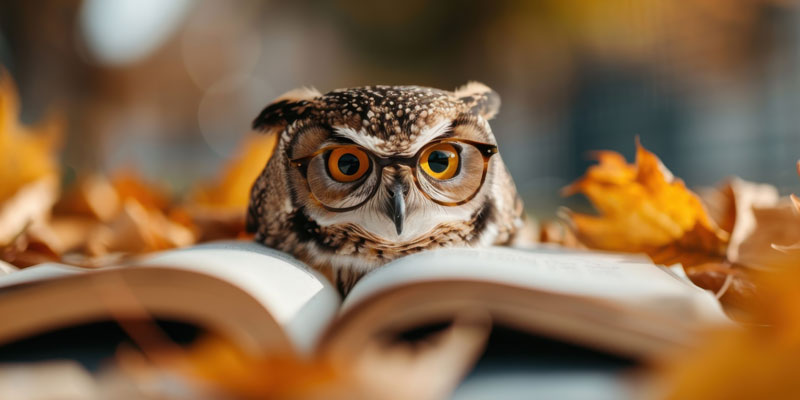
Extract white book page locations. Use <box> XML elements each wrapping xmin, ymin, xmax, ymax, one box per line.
<box><xmin>135</xmin><ymin>241</ymin><xmax>341</xmax><ymax>353</ymax></box>
<box><xmin>344</xmin><ymin>247</ymin><xmax>726</xmax><ymax>321</ymax></box>
<box><xmin>0</xmin><ymin>263</ymin><xmax>85</xmax><ymax>289</ymax></box>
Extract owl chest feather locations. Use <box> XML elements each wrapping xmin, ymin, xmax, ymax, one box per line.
<box><xmin>261</xmin><ymin>199</ymin><xmax>497</xmax><ymax>269</ymax></box>
<box><xmin>256</xmin><ymin>198</ymin><xmax>519</xmax><ymax>294</ymax></box>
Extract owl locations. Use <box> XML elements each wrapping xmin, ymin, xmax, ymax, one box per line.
<box><xmin>247</xmin><ymin>83</ymin><xmax>532</xmax><ymax>294</ymax></box>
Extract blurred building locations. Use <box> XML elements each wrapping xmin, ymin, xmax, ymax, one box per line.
<box><xmin>1</xmin><ymin>0</ymin><xmax>798</xmax><ymax>216</ymax></box>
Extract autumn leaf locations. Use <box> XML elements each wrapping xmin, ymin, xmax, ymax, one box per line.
<box><xmin>768</xmin><ymin>162</ymin><xmax>800</xmax><ymax>258</ymax></box>
<box><xmin>112</xmin><ymin>313</ymin><xmax>489</xmax><ymax>400</ymax></box>
<box><xmin>560</xmin><ymin>143</ymin><xmax>800</xmax><ymax>311</ymax></box>
<box><xmin>0</xmin><ymin>69</ymin><xmax>62</xmax><ymax>202</ymax></box>
<box><xmin>644</xmin><ymin>163</ymin><xmax>800</xmax><ymax>394</ymax></box>
<box><xmin>45</xmin><ymin>172</ymin><xmax>198</xmax><ymax>263</ymax></box>
<box><xmin>538</xmin><ymin>219</ymin><xmax>584</xmax><ymax>249</ymax></box>
<box><xmin>86</xmin><ymin>198</ymin><xmax>195</xmax><ymax>257</ymax></box>
<box><xmin>175</xmin><ymin>132</ymin><xmax>277</xmax><ymax>241</ymax></box>
<box><xmin>0</xmin><ymin>69</ymin><xmax>62</xmax><ymax>247</ymax></box>
<box><xmin>110</xmin><ymin>170</ymin><xmax>171</xmax><ymax>213</ymax></box>
<box><xmin>733</xmin><ymin>200</ymin><xmax>800</xmax><ymax>270</ymax></box>
<box><xmin>694</xmin><ymin>173</ymin><xmax>800</xmax><ymax>275</ymax></box>
<box><xmin>54</xmin><ymin>174</ymin><xmax>121</xmax><ymax>222</ymax></box>
<box><xmin>0</xmin><ymin>177</ymin><xmax>59</xmax><ymax>247</ymax></box>
<box><xmin>654</xmin><ymin>266</ymin><xmax>800</xmax><ymax>400</ymax></box>
<box><xmin>189</xmin><ymin>132</ymin><xmax>278</xmax><ymax>210</ymax></box>
<box><xmin>173</xmin><ymin>336</ymin><xmax>340</xmax><ymax>399</ymax></box>
<box><xmin>562</xmin><ymin>139</ymin><xmax>729</xmax><ymax>268</ymax></box>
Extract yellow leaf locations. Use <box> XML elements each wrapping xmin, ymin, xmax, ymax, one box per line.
<box><xmin>655</xmin><ymin>266</ymin><xmax>800</xmax><ymax>400</ymax></box>
<box><xmin>189</xmin><ymin>133</ymin><xmax>278</xmax><ymax>210</ymax></box>
<box><xmin>0</xmin><ymin>69</ymin><xmax>61</xmax><ymax>203</ymax></box>
<box><xmin>562</xmin><ymin>139</ymin><xmax>729</xmax><ymax>267</ymax></box>
<box><xmin>0</xmin><ymin>70</ymin><xmax>62</xmax><ymax>249</ymax></box>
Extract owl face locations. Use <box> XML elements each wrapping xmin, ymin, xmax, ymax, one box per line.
<box><xmin>286</xmin><ymin>119</ymin><xmax>499</xmax><ymax>241</ymax></box>
<box><xmin>250</xmin><ymin>84</ymin><xmax>505</xmax><ymax>243</ymax></box>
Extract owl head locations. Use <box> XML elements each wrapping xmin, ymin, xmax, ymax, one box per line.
<box><xmin>247</xmin><ymin>83</ymin><xmax>517</xmax><ymax>251</ymax></box>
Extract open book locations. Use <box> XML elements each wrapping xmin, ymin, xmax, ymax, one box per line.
<box><xmin>0</xmin><ymin>241</ymin><xmax>727</xmax><ymax>362</ymax></box>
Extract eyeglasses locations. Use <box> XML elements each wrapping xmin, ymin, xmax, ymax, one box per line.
<box><xmin>288</xmin><ymin>138</ymin><xmax>498</xmax><ymax>212</ymax></box>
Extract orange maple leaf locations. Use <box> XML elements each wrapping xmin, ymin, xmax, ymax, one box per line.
<box><xmin>562</xmin><ymin>139</ymin><xmax>729</xmax><ymax>268</ymax></box>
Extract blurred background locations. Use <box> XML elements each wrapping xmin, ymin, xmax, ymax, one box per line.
<box><xmin>1</xmin><ymin>0</ymin><xmax>799</xmax><ymax>217</ymax></box>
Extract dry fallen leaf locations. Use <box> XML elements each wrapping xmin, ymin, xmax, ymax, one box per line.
<box><xmin>538</xmin><ymin>218</ymin><xmax>584</xmax><ymax>249</ymax></box>
<box><xmin>87</xmin><ymin>199</ymin><xmax>195</xmax><ymax>256</ymax></box>
<box><xmin>654</xmin><ymin>266</ymin><xmax>800</xmax><ymax>400</ymax></box>
<box><xmin>0</xmin><ymin>69</ymin><xmax>62</xmax><ymax>202</ymax></box>
<box><xmin>561</xmin><ymin>144</ymin><xmax>800</xmax><ymax>312</ymax></box>
<box><xmin>175</xmin><ymin>132</ymin><xmax>277</xmax><ymax>242</ymax></box>
<box><xmin>172</xmin><ymin>336</ymin><xmax>339</xmax><ymax>399</ymax></box>
<box><xmin>562</xmin><ymin>139</ymin><xmax>729</xmax><ymax>268</ymax></box>
<box><xmin>48</xmin><ymin>171</ymin><xmax>202</xmax><ymax>261</ymax></box>
<box><xmin>681</xmin><ymin>262</ymin><xmax>757</xmax><ymax>312</ymax></box>
<box><xmin>733</xmin><ymin>200</ymin><xmax>800</xmax><ymax>270</ymax></box>
<box><xmin>54</xmin><ymin>174</ymin><xmax>122</xmax><ymax>222</ymax></box>
<box><xmin>0</xmin><ymin>69</ymin><xmax>62</xmax><ymax>247</ymax></box>
<box><xmin>0</xmin><ymin>177</ymin><xmax>59</xmax><ymax>247</ymax></box>
<box><xmin>111</xmin><ymin>170</ymin><xmax>171</xmax><ymax>213</ymax></box>
<box><xmin>111</xmin><ymin>313</ymin><xmax>489</xmax><ymax>400</ymax></box>
<box><xmin>768</xmin><ymin>161</ymin><xmax>800</xmax><ymax>258</ymax></box>
<box><xmin>697</xmin><ymin>177</ymin><xmax>800</xmax><ymax>270</ymax></box>
<box><xmin>189</xmin><ymin>132</ymin><xmax>277</xmax><ymax>210</ymax></box>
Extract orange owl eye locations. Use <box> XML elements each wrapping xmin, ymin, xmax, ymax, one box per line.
<box><xmin>420</xmin><ymin>143</ymin><xmax>460</xmax><ymax>180</ymax></box>
<box><xmin>327</xmin><ymin>147</ymin><xmax>370</xmax><ymax>182</ymax></box>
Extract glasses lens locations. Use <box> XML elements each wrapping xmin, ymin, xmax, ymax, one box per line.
<box><xmin>305</xmin><ymin>149</ymin><xmax>378</xmax><ymax>209</ymax></box>
<box><xmin>416</xmin><ymin>142</ymin><xmax>487</xmax><ymax>204</ymax></box>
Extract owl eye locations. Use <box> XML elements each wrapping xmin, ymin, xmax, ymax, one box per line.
<box><xmin>327</xmin><ymin>147</ymin><xmax>370</xmax><ymax>182</ymax></box>
<box><xmin>420</xmin><ymin>143</ymin><xmax>460</xmax><ymax>180</ymax></box>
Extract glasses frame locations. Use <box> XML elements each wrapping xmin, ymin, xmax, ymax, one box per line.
<box><xmin>288</xmin><ymin>138</ymin><xmax>498</xmax><ymax>212</ymax></box>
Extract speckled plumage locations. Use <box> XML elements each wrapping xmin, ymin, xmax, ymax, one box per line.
<box><xmin>247</xmin><ymin>83</ymin><xmax>531</xmax><ymax>294</ymax></box>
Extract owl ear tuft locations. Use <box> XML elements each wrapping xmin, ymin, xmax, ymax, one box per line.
<box><xmin>252</xmin><ymin>87</ymin><xmax>321</xmax><ymax>133</ymax></box>
<box><xmin>454</xmin><ymin>82</ymin><xmax>501</xmax><ymax>120</ymax></box>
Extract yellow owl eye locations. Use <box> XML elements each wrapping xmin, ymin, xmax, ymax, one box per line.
<box><xmin>420</xmin><ymin>143</ymin><xmax>460</xmax><ymax>180</ymax></box>
<box><xmin>327</xmin><ymin>147</ymin><xmax>370</xmax><ymax>182</ymax></box>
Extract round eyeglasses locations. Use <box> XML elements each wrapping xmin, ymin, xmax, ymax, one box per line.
<box><xmin>288</xmin><ymin>138</ymin><xmax>498</xmax><ymax>212</ymax></box>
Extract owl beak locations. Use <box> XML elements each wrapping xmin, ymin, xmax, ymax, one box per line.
<box><xmin>389</xmin><ymin>182</ymin><xmax>406</xmax><ymax>235</ymax></box>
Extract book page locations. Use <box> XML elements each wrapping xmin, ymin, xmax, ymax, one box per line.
<box><xmin>134</xmin><ymin>241</ymin><xmax>341</xmax><ymax>353</ymax></box>
<box><xmin>0</xmin><ymin>241</ymin><xmax>341</xmax><ymax>354</ymax></box>
<box><xmin>343</xmin><ymin>247</ymin><xmax>725</xmax><ymax>322</ymax></box>
<box><xmin>0</xmin><ymin>263</ymin><xmax>85</xmax><ymax>289</ymax></box>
